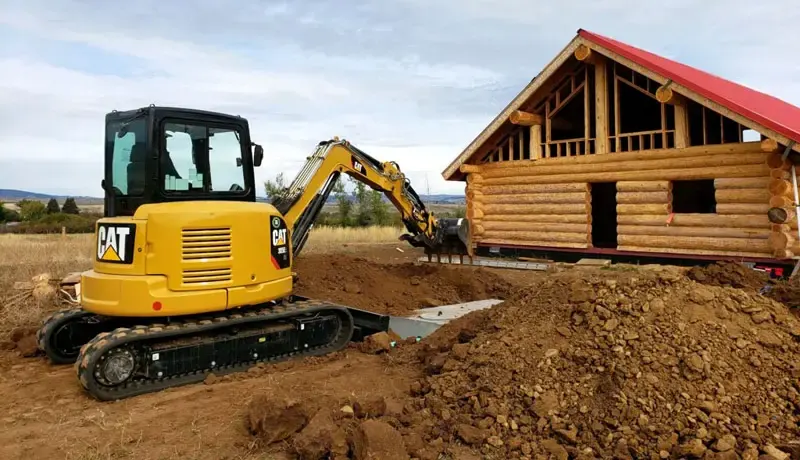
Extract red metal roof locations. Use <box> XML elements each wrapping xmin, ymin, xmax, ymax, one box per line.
<box><xmin>578</xmin><ymin>29</ymin><xmax>800</xmax><ymax>146</ymax></box>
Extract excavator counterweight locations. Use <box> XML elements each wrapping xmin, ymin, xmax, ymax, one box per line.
<box><xmin>36</xmin><ymin>105</ymin><xmax>471</xmax><ymax>400</ymax></box>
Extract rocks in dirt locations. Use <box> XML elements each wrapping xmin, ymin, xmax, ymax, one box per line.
<box><xmin>456</xmin><ymin>424</ymin><xmax>485</xmax><ymax>445</ymax></box>
<box><xmin>687</xmin><ymin>261</ymin><xmax>768</xmax><ymax>290</ymax></box>
<box><xmin>351</xmin><ymin>419</ymin><xmax>408</xmax><ymax>460</ymax></box>
<box><xmin>7</xmin><ymin>326</ymin><xmax>39</xmax><ymax>357</ymax></box>
<box><xmin>359</xmin><ymin>332</ymin><xmax>392</xmax><ymax>354</ymax></box>
<box><xmin>246</xmin><ymin>395</ymin><xmax>310</xmax><ymax>444</ymax></box>
<box><xmin>393</xmin><ymin>267</ymin><xmax>800</xmax><ymax>458</ymax></box>
<box><xmin>15</xmin><ymin>334</ymin><xmax>39</xmax><ymax>357</ymax></box>
<box><xmin>292</xmin><ymin>409</ymin><xmax>348</xmax><ymax>460</ymax></box>
<box><xmin>353</xmin><ymin>396</ymin><xmax>387</xmax><ymax>419</ymax></box>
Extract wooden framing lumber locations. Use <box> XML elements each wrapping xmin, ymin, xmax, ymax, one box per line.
<box><xmin>594</xmin><ymin>56</ymin><xmax>609</xmax><ymax>154</ymax></box>
<box><xmin>486</xmin><ymin>214</ymin><xmax>589</xmax><ymax>224</ymax></box>
<box><xmin>531</xmin><ymin>125</ymin><xmax>543</xmax><ymax>159</ymax></box>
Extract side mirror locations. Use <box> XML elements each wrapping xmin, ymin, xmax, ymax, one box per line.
<box><xmin>253</xmin><ymin>144</ymin><xmax>264</xmax><ymax>167</ymax></box>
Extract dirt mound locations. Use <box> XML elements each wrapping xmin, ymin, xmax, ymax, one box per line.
<box><xmin>294</xmin><ymin>254</ymin><xmax>515</xmax><ymax>316</ymax></box>
<box><xmin>397</xmin><ymin>269</ymin><xmax>800</xmax><ymax>458</ymax></box>
<box><xmin>686</xmin><ymin>261</ymin><xmax>769</xmax><ymax>290</ymax></box>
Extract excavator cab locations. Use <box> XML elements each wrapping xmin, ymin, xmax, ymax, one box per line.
<box><xmin>102</xmin><ymin>106</ymin><xmax>264</xmax><ymax>217</ymax></box>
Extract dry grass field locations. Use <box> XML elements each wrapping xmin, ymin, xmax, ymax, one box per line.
<box><xmin>0</xmin><ymin>226</ymin><xmax>407</xmax><ymax>339</ymax></box>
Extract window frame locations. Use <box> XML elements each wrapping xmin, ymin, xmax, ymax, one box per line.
<box><xmin>157</xmin><ymin>117</ymin><xmax>251</xmax><ymax>199</ymax></box>
<box><xmin>106</xmin><ymin>116</ymin><xmax>148</xmax><ymax>197</ymax></box>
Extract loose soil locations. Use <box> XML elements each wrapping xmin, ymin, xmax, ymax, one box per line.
<box><xmin>2</xmin><ymin>250</ymin><xmax>799</xmax><ymax>460</ymax></box>
<box><xmin>294</xmin><ymin>254</ymin><xmax>518</xmax><ymax>316</ymax></box>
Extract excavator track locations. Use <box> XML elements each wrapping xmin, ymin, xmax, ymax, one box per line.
<box><xmin>37</xmin><ymin>308</ymin><xmax>132</xmax><ymax>364</ymax></box>
<box><xmin>73</xmin><ymin>298</ymin><xmax>354</xmax><ymax>401</ymax></box>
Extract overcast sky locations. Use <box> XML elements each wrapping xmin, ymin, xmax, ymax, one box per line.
<box><xmin>1</xmin><ymin>0</ymin><xmax>798</xmax><ymax>197</ymax></box>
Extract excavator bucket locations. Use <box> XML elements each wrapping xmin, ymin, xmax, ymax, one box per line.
<box><xmin>420</xmin><ymin>217</ymin><xmax>472</xmax><ymax>263</ymax></box>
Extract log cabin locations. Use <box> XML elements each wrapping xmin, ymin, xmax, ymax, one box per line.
<box><xmin>442</xmin><ymin>29</ymin><xmax>800</xmax><ymax>270</ymax></box>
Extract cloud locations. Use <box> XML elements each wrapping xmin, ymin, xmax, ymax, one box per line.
<box><xmin>0</xmin><ymin>0</ymin><xmax>798</xmax><ymax>198</ymax></box>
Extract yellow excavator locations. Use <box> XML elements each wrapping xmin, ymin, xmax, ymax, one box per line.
<box><xmin>36</xmin><ymin>105</ymin><xmax>470</xmax><ymax>401</ymax></box>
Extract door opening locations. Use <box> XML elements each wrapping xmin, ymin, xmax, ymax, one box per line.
<box><xmin>590</xmin><ymin>182</ymin><xmax>618</xmax><ymax>249</ymax></box>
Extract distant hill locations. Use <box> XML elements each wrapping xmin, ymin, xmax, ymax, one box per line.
<box><xmin>0</xmin><ymin>189</ymin><xmax>102</xmax><ymax>205</ymax></box>
<box><xmin>0</xmin><ymin>189</ymin><xmax>57</xmax><ymax>200</ymax></box>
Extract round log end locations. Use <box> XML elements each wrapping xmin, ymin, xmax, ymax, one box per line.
<box><xmin>769</xmin><ymin>195</ymin><xmax>793</xmax><ymax>208</ymax></box>
<box><xmin>768</xmin><ymin>231</ymin><xmax>791</xmax><ymax>250</ymax></box>
<box><xmin>761</xmin><ymin>138</ymin><xmax>780</xmax><ymax>153</ymax></box>
<box><xmin>574</xmin><ymin>44</ymin><xmax>592</xmax><ymax>61</ymax></box>
<box><xmin>768</xmin><ymin>178</ymin><xmax>792</xmax><ymax>196</ymax></box>
<box><xmin>768</xmin><ymin>207</ymin><xmax>789</xmax><ymax>224</ymax></box>
<box><xmin>655</xmin><ymin>86</ymin><xmax>674</xmax><ymax>104</ymax></box>
<box><xmin>766</xmin><ymin>153</ymin><xmax>790</xmax><ymax>170</ymax></box>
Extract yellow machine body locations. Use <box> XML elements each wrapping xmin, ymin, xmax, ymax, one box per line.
<box><xmin>81</xmin><ymin>200</ymin><xmax>294</xmax><ymax>317</ymax></box>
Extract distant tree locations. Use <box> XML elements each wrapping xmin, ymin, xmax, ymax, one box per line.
<box><xmin>18</xmin><ymin>200</ymin><xmax>47</xmax><ymax>221</ymax></box>
<box><xmin>353</xmin><ymin>181</ymin><xmax>372</xmax><ymax>226</ymax></box>
<box><xmin>4</xmin><ymin>208</ymin><xmax>20</xmax><ymax>222</ymax></box>
<box><xmin>263</xmin><ymin>173</ymin><xmax>288</xmax><ymax>201</ymax></box>
<box><xmin>332</xmin><ymin>176</ymin><xmax>352</xmax><ymax>227</ymax></box>
<box><xmin>46</xmin><ymin>198</ymin><xmax>61</xmax><ymax>214</ymax></box>
<box><xmin>368</xmin><ymin>189</ymin><xmax>390</xmax><ymax>225</ymax></box>
<box><xmin>0</xmin><ymin>201</ymin><xmax>6</xmax><ymax>222</ymax></box>
<box><xmin>62</xmin><ymin>197</ymin><xmax>80</xmax><ymax>215</ymax></box>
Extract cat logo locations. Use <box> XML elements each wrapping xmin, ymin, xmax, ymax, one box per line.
<box><xmin>96</xmin><ymin>223</ymin><xmax>137</xmax><ymax>264</ymax></box>
<box><xmin>272</xmin><ymin>228</ymin><xmax>287</xmax><ymax>246</ymax></box>
<box><xmin>352</xmin><ymin>156</ymin><xmax>366</xmax><ymax>175</ymax></box>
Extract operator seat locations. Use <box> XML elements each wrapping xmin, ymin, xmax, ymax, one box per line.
<box><xmin>127</xmin><ymin>143</ymin><xmax>147</xmax><ymax>195</ymax></box>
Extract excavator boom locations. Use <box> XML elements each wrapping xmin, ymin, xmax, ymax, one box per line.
<box><xmin>271</xmin><ymin>138</ymin><xmax>471</xmax><ymax>258</ymax></box>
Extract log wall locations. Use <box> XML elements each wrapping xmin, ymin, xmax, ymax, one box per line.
<box><xmin>463</xmin><ymin>140</ymin><xmax>800</xmax><ymax>260</ymax></box>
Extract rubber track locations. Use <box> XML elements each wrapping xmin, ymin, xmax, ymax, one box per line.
<box><xmin>75</xmin><ymin>299</ymin><xmax>354</xmax><ymax>401</ymax></box>
<box><xmin>37</xmin><ymin>308</ymin><xmax>96</xmax><ymax>364</ymax></box>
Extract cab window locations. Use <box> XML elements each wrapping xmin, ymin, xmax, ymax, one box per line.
<box><xmin>162</xmin><ymin>122</ymin><xmax>246</xmax><ymax>193</ymax></box>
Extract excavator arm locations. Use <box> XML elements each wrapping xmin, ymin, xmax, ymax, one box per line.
<box><xmin>270</xmin><ymin>138</ymin><xmax>471</xmax><ymax>258</ymax></box>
